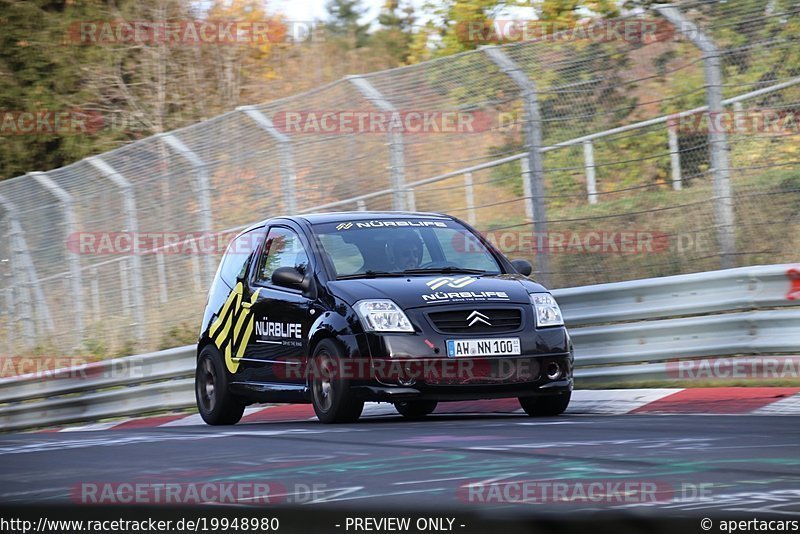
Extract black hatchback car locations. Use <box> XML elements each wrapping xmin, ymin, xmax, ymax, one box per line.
<box><xmin>195</xmin><ymin>212</ymin><xmax>573</xmax><ymax>424</ymax></box>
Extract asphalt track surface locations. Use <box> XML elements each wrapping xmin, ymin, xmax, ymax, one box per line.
<box><xmin>0</xmin><ymin>410</ymin><xmax>798</xmax><ymax>519</ymax></box>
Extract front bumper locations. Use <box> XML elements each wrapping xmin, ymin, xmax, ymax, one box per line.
<box><xmin>352</xmin><ymin>377</ymin><xmax>572</xmax><ymax>402</ymax></box>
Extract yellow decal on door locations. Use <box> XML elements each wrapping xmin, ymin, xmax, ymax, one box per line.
<box><xmin>210</xmin><ymin>282</ymin><xmax>261</xmax><ymax>373</ymax></box>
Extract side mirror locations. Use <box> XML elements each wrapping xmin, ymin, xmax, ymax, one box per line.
<box><xmin>271</xmin><ymin>266</ymin><xmax>307</xmax><ymax>290</ymax></box>
<box><xmin>511</xmin><ymin>259</ymin><xmax>532</xmax><ymax>276</ymax></box>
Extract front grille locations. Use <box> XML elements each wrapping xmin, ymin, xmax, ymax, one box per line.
<box><xmin>427</xmin><ymin>308</ymin><xmax>523</xmax><ymax>334</ymax></box>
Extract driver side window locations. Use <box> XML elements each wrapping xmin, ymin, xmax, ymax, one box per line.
<box><xmin>255</xmin><ymin>227</ymin><xmax>310</xmax><ymax>286</ymax></box>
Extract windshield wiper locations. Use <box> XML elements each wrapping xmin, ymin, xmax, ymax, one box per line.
<box><xmin>336</xmin><ymin>270</ymin><xmax>407</xmax><ymax>280</ymax></box>
<box><xmin>401</xmin><ymin>267</ymin><xmax>488</xmax><ymax>275</ymax></box>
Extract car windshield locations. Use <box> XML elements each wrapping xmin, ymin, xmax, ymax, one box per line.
<box><xmin>311</xmin><ymin>218</ymin><xmax>502</xmax><ymax>279</ymax></box>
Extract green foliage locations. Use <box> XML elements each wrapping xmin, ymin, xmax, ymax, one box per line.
<box><xmin>325</xmin><ymin>0</ymin><xmax>371</xmax><ymax>48</ymax></box>
<box><xmin>423</xmin><ymin>0</ymin><xmax>620</xmax><ymax>58</ymax></box>
<box><xmin>0</xmin><ymin>0</ymin><xmax>110</xmax><ymax>178</ymax></box>
<box><xmin>159</xmin><ymin>323</ymin><xmax>199</xmax><ymax>350</ymax></box>
<box><xmin>370</xmin><ymin>1</ymin><xmax>417</xmax><ymax>63</ymax></box>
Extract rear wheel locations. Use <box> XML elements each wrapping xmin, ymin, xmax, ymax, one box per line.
<box><xmin>195</xmin><ymin>345</ymin><xmax>245</xmax><ymax>425</ymax></box>
<box><xmin>519</xmin><ymin>391</ymin><xmax>571</xmax><ymax>416</ymax></box>
<box><xmin>395</xmin><ymin>401</ymin><xmax>438</xmax><ymax>419</ymax></box>
<box><xmin>310</xmin><ymin>339</ymin><xmax>364</xmax><ymax>424</ymax></box>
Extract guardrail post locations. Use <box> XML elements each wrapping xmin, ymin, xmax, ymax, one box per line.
<box><xmin>356</xmin><ymin>200</ymin><xmax>367</xmax><ymax>211</ymax></box>
<box><xmin>348</xmin><ymin>75</ymin><xmax>407</xmax><ymax>212</ymax></box>
<box><xmin>0</xmin><ymin>195</ymin><xmax>53</xmax><ymax>344</ymax></box>
<box><xmin>237</xmin><ymin>106</ymin><xmax>298</xmax><ymax>214</ymax></box>
<box><xmin>667</xmin><ymin>124</ymin><xmax>683</xmax><ymax>191</ymax></box>
<box><xmin>87</xmin><ymin>157</ymin><xmax>146</xmax><ymax>342</ymax></box>
<box><xmin>159</xmin><ymin>134</ymin><xmax>216</xmax><ymax>284</ymax></box>
<box><xmin>463</xmin><ymin>172</ymin><xmax>477</xmax><ymax>226</ymax></box>
<box><xmin>657</xmin><ymin>6</ymin><xmax>736</xmax><ymax>269</ymax></box>
<box><xmin>484</xmin><ymin>46</ymin><xmax>550</xmax><ymax>285</ymax></box>
<box><xmin>582</xmin><ymin>141</ymin><xmax>598</xmax><ymax>204</ymax></box>
<box><xmin>28</xmin><ymin>172</ymin><xmax>85</xmax><ymax>347</ymax></box>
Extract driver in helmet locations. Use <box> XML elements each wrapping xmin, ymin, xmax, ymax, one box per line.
<box><xmin>387</xmin><ymin>233</ymin><xmax>423</xmax><ymax>271</ymax></box>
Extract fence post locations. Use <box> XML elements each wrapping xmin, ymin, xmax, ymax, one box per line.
<box><xmin>667</xmin><ymin>125</ymin><xmax>683</xmax><ymax>191</ymax></box>
<box><xmin>484</xmin><ymin>46</ymin><xmax>550</xmax><ymax>285</ymax></box>
<box><xmin>733</xmin><ymin>101</ymin><xmax>744</xmax><ymax>134</ymax></box>
<box><xmin>582</xmin><ymin>141</ymin><xmax>598</xmax><ymax>204</ymax></box>
<box><xmin>405</xmin><ymin>189</ymin><xmax>416</xmax><ymax>211</ymax></box>
<box><xmin>87</xmin><ymin>156</ymin><xmax>146</xmax><ymax>342</ymax></box>
<box><xmin>2</xmin><ymin>287</ymin><xmax>12</xmax><ymax>349</ymax></box>
<box><xmin>28</xmin><ymin>172</ymin><xmax>85</xmax><ymax>347</ymax></box>
<box><xmin>237</xmin><ymin>106</ymin><xmax>298</xmax><ymax>214</ymax></box>
<box><xmin>155</xmin><ymin>252</ymin><xmax>168</xmax><ymax>304</ymax></box>
<box><xmin>0</xmin><ymin>194</ymin><xmax>52</xmax><ymax>344</ymax></box>
<box><xmin>657</xmin><ymin>6</ymin><xmax>736</xmax><ymax>269</ymax></box>
<box><xmin>159</xmin><ymin>134</ymin><xmax>216</xmax><ymax>284</ymax></box>
<box><xmin>463</xmin><ymin>172</ymin><xmax>477</xmax><ymax>226</ymax></box>
<box><xmin>90</xmin><ymin>266</ymin><xmax>100</xmax><ymax>322</ymax></box>
<box><xmin>520</xmin><ymin>158</ymin><xmax>535</xmax><ymax>222</ymax></box>
<box><xmin>348</xmin><ymin>75</ymin><xmax>407</xmax><ymax>211</ymax></box>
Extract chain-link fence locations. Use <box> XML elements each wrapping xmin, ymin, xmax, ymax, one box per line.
<box><xmin>1</xmin><ymin>0</ymin><xmax>798</xmax><ymax>356</ymax></box>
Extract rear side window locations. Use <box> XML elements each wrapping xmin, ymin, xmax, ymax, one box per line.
<box><xmin>255</xmin><ymin>227</ymin><xmax>310</xmax><ymax>285</ymax></box>
<box><xmin>217</xmin><ymin>228</ymin><xmax>264</xmax><ymax>287</ymax></box>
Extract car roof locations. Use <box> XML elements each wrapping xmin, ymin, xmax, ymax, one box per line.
<box><xmin>237</xmin><ymin>211</ymin><xmax>454</xmax><ymax>235</ymax></box>
<box><xmin>297</xmin><ymin>211</ymin><xmax>452</xmax><ymax>225</ymax></box>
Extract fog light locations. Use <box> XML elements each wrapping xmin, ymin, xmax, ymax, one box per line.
<box><xmin>399</xmin><ymin>364</ymin><xmax>416</xmax><ymax>386</ymax></box>
<box><xmin>546</xmin><ymin>362</ymin><xmax>561</xmax><ymax>380</ymax></box>
<box><xmin>398</xmin><ymin>375</ymin><xmax>416</xmax><ymax>386</ymax></box>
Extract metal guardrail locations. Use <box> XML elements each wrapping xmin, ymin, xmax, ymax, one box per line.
<box><xmin>0</xmin><ymin>264</ymin><xmax>798</xmax><ymax>431</ymax></box>
<box><xmin>555</xmin><ymin>263</ymin><xmax>799</xmax><ymax>326</ymax></box>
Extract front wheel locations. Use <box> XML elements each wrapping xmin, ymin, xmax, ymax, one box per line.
<box><xmin>310</xmin><ymin>339</ymin><xmax>364</xmax><ymax>424</ymax></box>
<box><xmin>395</xmin><ymin>401</ymin><xmax>438</xmax><ymax>419</ymax></box>
<box><xmin>195</xmin><ymin>345</ymin><xmax>245</xmax><ymax>425</ymax></box>
<box><xmin>519</xmin><ymin>391</ymin><xmax>571</xmax><ymax>416</ymax></box>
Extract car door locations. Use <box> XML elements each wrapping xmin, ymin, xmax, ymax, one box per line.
<box><xmin>237</xmin><ymin>225</ymin><xmax>313</xmax><ymax>386</ymax></box>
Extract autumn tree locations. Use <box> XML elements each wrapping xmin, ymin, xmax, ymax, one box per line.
<box><xmin>324</xmin><ymin>0</ymin><xmax>370</xmax><ymax>49</ymax></box>
<box><xmin>370</xmin><ymin>0</ymin><xmax>417</xmax><ymax>64</ymax></box>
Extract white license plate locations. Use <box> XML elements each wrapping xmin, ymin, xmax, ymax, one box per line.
<box><xmin>446</xmin><ymin>338</ymin><xmax>521</xmax><ymax>357</ymax></box>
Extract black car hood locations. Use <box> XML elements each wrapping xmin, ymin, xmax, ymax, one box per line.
<box><xmin>326</xmin><ymin>274</ymin><xmax>547</xmax><ymax>310</ymax></box>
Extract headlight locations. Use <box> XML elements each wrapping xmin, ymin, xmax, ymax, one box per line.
<box><xmin>530</xmin><ymin>293</ymin><xmax>564</xmax><ymax>327</ymax></box>
<box><xmin>354</xmin><ymin>300</ymin><xmax>414</xmax><ymax>333</ymax></box>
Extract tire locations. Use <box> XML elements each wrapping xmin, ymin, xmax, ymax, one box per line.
<box><xmin>395</xmin><ymin>401</ymin><xmax>438</xmax><ymax>419</ymax></box>
<box><xmin>195</xmin><ymin>345</ymin><xmax>245</xmax><ymax>425</ymax></box>
<box><xmin>310</xmin><ymin>339</ymin><xmax>364</xmax><ymax>424</ymax></box>
<box><xmin>519</xmin><ymin>391</ymin><xmax>571</xmax><ymax>416</ymax></box>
